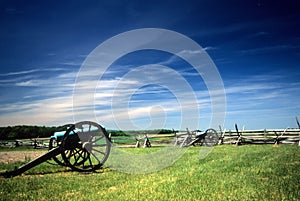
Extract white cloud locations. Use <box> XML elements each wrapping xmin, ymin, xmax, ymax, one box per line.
<box><xmin>239</xmin><ymin>44</ymin><xmax>300</xmax><ymax>55</ymax></box>
<box><xmin>0</xmin><ymin>67</ymin><xmax>66</xmax><ymax>77</ymax></box>
<box><xmin>0</xmin><ymin>69</ymin><xmax>38</xmax><ymax>76</ymax></box>
<box><xmin>0</xmin><ymin>95</ymin><xmax>74</xmax><ymax>126</ymax></box>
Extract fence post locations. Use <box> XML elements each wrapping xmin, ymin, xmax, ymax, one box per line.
<box><xmin>274</xmin><ymin>131</ymin><xmax>280</xmax><ymax>145</ymax></box>
<box><xmin>143</xmin><ymin>134</ymin><xmax>151</xmax><ymax>148</ymax></box>
<box><xmin>235</xmin><ymin>124</ymin><xmax>242</xmax><ymax>146</ymax></box>
<box><xmin>296</xmin><ymin>116</ymin><xmax>300</xmax><ymax>129</ymax></box>
<box><xmin>135</xmin><ymin>136</ymin><xmax>140</xmax><ymax>148</ymax></box>
<box><xmin>296</xmin><ymin>117</ymin><xmax>300</xmax><ymax>146</ymax></box>
<box><xmin>218</xmin><ymin>125</ymin><xmax>225</xmax><ymax>145</ymax></box>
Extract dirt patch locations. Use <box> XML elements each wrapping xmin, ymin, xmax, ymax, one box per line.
<box><xmin>0</xmin><ymin>151</ymin><xmax>47</xmax><ymax>164</ymax></box>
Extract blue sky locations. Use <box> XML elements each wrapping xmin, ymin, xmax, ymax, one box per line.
<box><xmin>0</xmin><ymin>0</ymin><xmax>299</xmax><ymax>130</ymax></box>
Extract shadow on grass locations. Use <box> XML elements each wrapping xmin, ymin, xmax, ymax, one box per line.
<box><xmin>1</xmin><ymin>166</ymin><xmax>112</xmax><ymax>178</ymax></box>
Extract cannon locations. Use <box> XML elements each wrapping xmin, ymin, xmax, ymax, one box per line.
<box><xmin>0</xmin><ymin>121</ymin><xmax>111</xmax><ymax>177</ymax></box>
<box><xmin>174</xmin><ymin>128</ymin><xmax>219</xmax><ymax>147</ymax></box>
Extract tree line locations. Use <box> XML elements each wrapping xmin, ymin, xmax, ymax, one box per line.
<box><xmin>0</xmin><ymin>125</ymin><xmax>58</xmax><ymax>140</ymax></box>
<box><xmin>0</xmin><ymin>125</ymin><xmax>175</xmax><ymax>140</ymax></box>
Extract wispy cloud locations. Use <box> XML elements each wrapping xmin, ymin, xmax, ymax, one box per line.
<box><xmin>0</xmin><ymin>68</ymin><xmax>66</xmax><ymax>77</ymax></box>
<box><xmin>0</xmin><ymin>67</ymin><xmax>75</xmax><ymax>88</ymax></box>
<box><xmin>0</xmin><ymin>69</ymin><xmax>39</xmax><ymax>76</ymax></box>
<box><xmin>222</xmin><ymin>73</ymin><xmax>300</xmax><ymax>129</ymax></box>
<box><xmin>0</xmin><ymin>59</ymin><xmax>214</xmax><ymax>129</ymax></box>
<box><xmin>60</xmin><ymin>62</ymin><xmax>83</xmax><ymax>66</ymax></box>
<box><xmin>0</xmin><ymin>68</ymin><xmax>76</xmax><ymax>119</ymax></box>
<box><xmin>0</xmin><ymin>60</ymin><xmax>298</xmax><ymax>130</ymax></box>
<box><xmin>239</xmin><ymin>44</ymin><xmax>300</xmax><ymax>55</ymax></box>
<box><xmin>157</xmin><ymin>47</ymin><xmax>217</xmax><ymax>73</ymax></box>
<box><xmin>0</xmin><ymin>95</ymin><xmax>74</xmax><ymax>126</ymax></box>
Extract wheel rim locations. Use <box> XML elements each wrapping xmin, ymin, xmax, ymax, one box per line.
<box><xmin>61</xmin><ymin>121</ymin><xmax>111</xmax><ymax>172</ymax></box>
<box><xmin>203</xmin><ymin>129</ymin><xmax>218</xmax><ymax>146</ymax></box>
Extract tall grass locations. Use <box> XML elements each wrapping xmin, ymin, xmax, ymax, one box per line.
<box><xmin>0</xmin><ymin>145</ymin><xmax>299</xmax><ymax>201</ymax></box>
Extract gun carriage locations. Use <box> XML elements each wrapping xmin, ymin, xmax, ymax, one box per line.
<box><xmin>174</xmin><ymin>128</ymin><xmax>219</xmax><ymax>147</ymax></box>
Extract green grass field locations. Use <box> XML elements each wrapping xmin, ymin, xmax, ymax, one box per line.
<box><xmin>0</xmin><ymin>145</ymin><xmax>299</xmax><ymax>201</ymax></box>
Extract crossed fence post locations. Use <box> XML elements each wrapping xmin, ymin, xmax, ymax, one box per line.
<box><xmin>296</xmin><ymin>117</ymin><xmax>300</xmax><ymax>146</ymax></box>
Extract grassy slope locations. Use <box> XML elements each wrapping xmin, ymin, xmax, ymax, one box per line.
<box><xmin>0</xmin><ymin>145</ymin><xmax>299</xmax><ymax>201</ymax></box>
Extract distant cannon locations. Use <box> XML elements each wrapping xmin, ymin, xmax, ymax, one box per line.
<box><xmin>0</xmin><ymin>121</ymin><xmax>111</xmax><ymax>177</ymax></box>
<box><xmin>174</xmin><ymin>128</ymin><xmax>219</xmax><ymax>147</ymax></box>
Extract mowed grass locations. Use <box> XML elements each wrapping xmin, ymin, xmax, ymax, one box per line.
<box><xmin>0</xmin><ymin>145</ymin><xmax>299</xmax><ymax>201</ymax></box>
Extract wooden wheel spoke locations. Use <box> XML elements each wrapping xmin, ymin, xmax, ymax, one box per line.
<box><xmin>81</xmin><ymin>153</ymin><xmax>93</xmax><ymax>169</ymax></box>
<box><xmin>73</xmin><ymin>154</ymin><xmax>82</xmax><ymax>165</ymax></box>
<box><xmin>90</xmin><ymin>151</ymin><xmax>101</xmax><ymax>163</ymax></box>
<box><xmin>91</xmin><ymin>147</ymin><xmax>106</xmax><ymax>156</ymax></box>
<box><xmin>68</xmin><ymin>149</ymin><xmax>82</xmax><ymax>164</ymax></box>
<box><xmin>72</xmin><ymin>155</ymin><xmax>78</xmax><ymax>165</ymax></box>
<box><xmin>70</xmin><ymin>148</ymin><xmax>80</xmax><ymax>158</ymax></box>
<box><xmin>67</xmin><ymin>149</ymin><xmax>75</xmax><ymax>160</ymax></box>
<box><xmin>75</xmin><ymin>149</ymin><xmax>86</xmax><ymax>162</ymax></box>
<box><xmin>91</xmin><ymin>135</ymin><xmax>104</xmax><ymax>143</ymax></box>
<box><xmin>81</xmin><ymin>152</ymin><xmax>90</xmax><ymax>169</ymax></box>
<box><xmin>92</xmin><ymin>143</ymin><xmax>107</xmax><ymax>147</ymax></box>
<box><xmin>88</xmin><ymin>154</ymin><xmax>93</xmax><ymax>167</ymax></box>
<box><xmin>75</xmin><ymin>149</ymin><xmax>85</xmax><ymax>159</ymax></box>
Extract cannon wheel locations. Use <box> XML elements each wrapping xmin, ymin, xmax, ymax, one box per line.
<box><xmin>48</xmin><ymin>124</ymin><xmax>74</xmax><ymax>166</ymax></box>
<box><xmin>203</xmin><ymin>128</ymin><xmax>219</xmax><ymax>146</ymax></box>
<box><xmin>61</xmin><ymin>121</ymin><xmax>111</xmax><ymax>172</ymax></box>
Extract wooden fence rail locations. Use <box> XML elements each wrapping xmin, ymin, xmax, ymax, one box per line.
<box><xmin>1</xmin><ymin>128</ymin><xmax>299</xmax><ymax>149</ymax></box>
<box><xmin>219</xmin><ymin>127</ymin><xmax>300</xmax><ymax>145</ymax></box>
